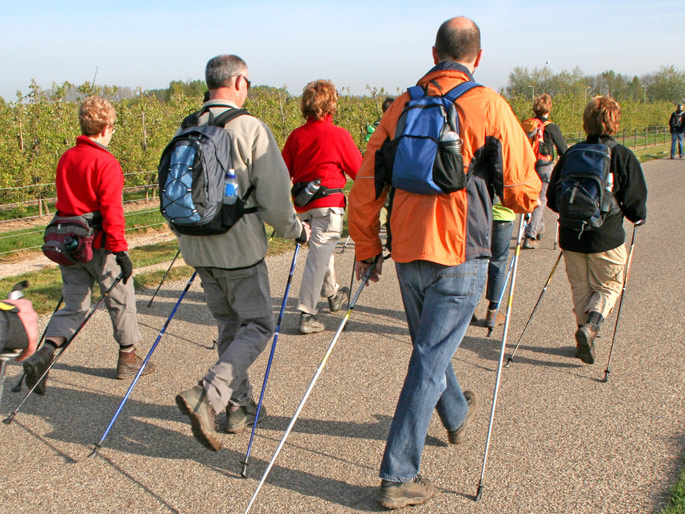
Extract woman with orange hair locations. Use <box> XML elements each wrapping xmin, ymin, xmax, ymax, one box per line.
<box><xmin>547</xmin><ymin>96</ymin><xmax>647</xmax><ymax>365</ymax></box>
<box><xmin>282</xmin><ymin>80</ymin><xmax>362</xmax><ymax>334</ymax></box>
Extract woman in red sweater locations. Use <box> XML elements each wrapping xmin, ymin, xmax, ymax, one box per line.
<box><xmin>282</xmin><ymin>80</ymin><xmax>362</xmax><ymax>334</ymax></box>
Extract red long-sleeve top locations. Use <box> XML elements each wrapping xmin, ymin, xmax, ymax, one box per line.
<box><xmin>55</xmin><ymin>135</ymin><xmax>128</xmax><ymax>252</ymax></box>
<box><xmin>282</xmin><ymin>114</ymin><xmax>361</xmax><ymax>213</ymax></box>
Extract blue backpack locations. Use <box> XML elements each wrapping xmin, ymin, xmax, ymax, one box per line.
<box><xmin>158</xmin><ymin>108</ymin><xmax>257</xmax><ymax>236</ymax></box>
<box><xmin>375</xmin><ymin>81</ymin><xmax>481</xmax><ymax>197</ymax></box>
<box><xmin>556</xmin><ymin>141</ymin><xmax>619</xmax><ymax>234</ymax></box>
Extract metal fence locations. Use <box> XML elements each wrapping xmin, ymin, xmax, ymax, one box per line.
<box><xmin>563</xmin><ymin>125</ymin><xmax>670</xmax><ymax>148</ymax></box>
<box><xmin>0</xmin><ymin>125</ymin><xmax>672</xmax><ymax>257</ymax></box>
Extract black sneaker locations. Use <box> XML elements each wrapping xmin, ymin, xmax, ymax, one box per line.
<box><xmin>175</xmin><ymin>384</ymin><xmax>221</xmax><ymax>451</ymax></box>
<box><xmin>448</xmin><ymin>390</ymin><xmax>478</xmax><ymax>444</ymax></box>
<box><xmin>328</xmin><ymin>286</ymin><xmax>350</xmax><ymax>312</ymax></box>
<box><xmin>23</xmin><ymin>346</ymin><xmax>54</xmax><ymax>396</ymax></box>
<box><xmin>225</xmin><ymin>397</ymin><xmax>267</xmax><ymax>434</ymax></box>
<box><xmin>377</xmin><ymin>475</ymin><xmax>436</xmax><ymax>510</ymax></box>
<box><xmin>575</xmin><ymin>323</ymin><xmax>598</xmax><ymax>364</ymax></box>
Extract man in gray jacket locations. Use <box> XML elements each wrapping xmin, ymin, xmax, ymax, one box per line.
<box><xmin>175</xmin><ymin>54</ymin><xmax>310</xmax><ymax>452</ymax></box>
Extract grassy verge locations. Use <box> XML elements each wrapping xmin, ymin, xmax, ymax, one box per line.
<box><xmin>660</xmin><ymin>467</ymin><xmax>685</xmax><ymax>513</ymax></box>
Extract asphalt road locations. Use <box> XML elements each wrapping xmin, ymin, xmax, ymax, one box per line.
<box><xmin>1</xmin><ymin>158</ymin><xmax>683</xmax><ymax>514</ymax></box>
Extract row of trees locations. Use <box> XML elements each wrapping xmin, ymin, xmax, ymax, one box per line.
<box><xmin>505</xmin><ymin>65</ymin><xmax>685</xmax><ymax>104</ymax></box>
<box><xmin>0</xmin><ymin>67</ymin><xmax>678</xmax><ymax>209</ymax></box>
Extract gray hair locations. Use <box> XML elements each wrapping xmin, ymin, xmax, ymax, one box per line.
<box><xmin>205</xmin><ymin>54</ymin><xmax>247</xmax><ymax>90</ymax></box>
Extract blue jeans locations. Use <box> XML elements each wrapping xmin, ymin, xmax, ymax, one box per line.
<box><xmin>379</xmin><ymin>258</ymin><xmax>488</xmax><ymax>482</ymax></box>
<box><xmin>671</xmin><ymin>133</ymin><xmax>683</xmax><ymax>158</ymax></box>
<box><xmin>486</xmin><ymin>220</ymin><xmax>514</xmax><ymax>306</ymax></box>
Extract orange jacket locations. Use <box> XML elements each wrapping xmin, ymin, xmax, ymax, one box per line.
<box><xmin>348</xmin><ymin>62</ymin><xmax>541</xmax><ymax>265</ymax></box>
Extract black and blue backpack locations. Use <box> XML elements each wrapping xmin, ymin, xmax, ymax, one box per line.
<box><xmin>158</xmin><ymin>108</ymin><xmax>257</xmax><ymax>236</ymax></box>
<box><xmin>374</xmin><ymin>81</ymin><xmax>481</xmax><ymax>198</ymax></box>
<box><xmin>555</xmin><ymin>140</ymin><xmax>619</xmax><ymax>235</ymax></box>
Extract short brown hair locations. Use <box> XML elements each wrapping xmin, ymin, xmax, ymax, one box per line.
<box><xmin>79</xmin><ymin>96</ymin><xmax>116</xmax><ymax>136</ymax></box>
<box><xmin>435</xmin><ymin>17</ymin><xmax>481</xmax><ymax>62</ymax></box>
<box><xmin>583</xmin><ymin>95</ymin><xmax>621</xmax><ymax>136</ymax></box>
<box><xmin>533</xmin><ymin>93</ymin><xmax>552</xmax><ymax>117</ymax></box>
<box><xmin>301</xmin><ymin>79</ymin><xmax>337</xmax><ymax>120</ymax></box>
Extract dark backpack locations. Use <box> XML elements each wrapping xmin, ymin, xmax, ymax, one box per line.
<box><xmin>158</xmin><ymin>108</ymin><xmax>258</xmax><ymax>236</ymax></box>
<box><xmin>374</xmin><ymin>81</ymin><xmax>481</xmax><ymax>197</ymax></box>
<box><xmin>555</xmin><ymin>141</ymin><xmax>619</xmax><ymax>234</ymax></box>
<box><xmin>670</xmin><ymin>112</ymin><xmax>683</xmax><ymax>129</ymax></box>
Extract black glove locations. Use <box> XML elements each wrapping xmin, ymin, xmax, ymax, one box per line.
<box><xmin>114</xmin><ymin>251</ymin><xmax>133</xmax><ymax>284</ymax></box>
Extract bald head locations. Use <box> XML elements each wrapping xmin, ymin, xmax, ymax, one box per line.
<box><xmin>434</xmin><ymin>17</ymin><xmax>481</xmax><ymax>63</ymax></box>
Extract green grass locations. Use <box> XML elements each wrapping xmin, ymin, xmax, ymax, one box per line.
<box><xmin>659</xmin><ymin>467</ymin><xmax>685</xmax><ymax>513</ymax></box>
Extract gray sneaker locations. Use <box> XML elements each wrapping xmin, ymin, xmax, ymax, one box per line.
<box><xmin>299</xmin><ymin>313</ymin><xmax>325</xmax><ymax>334</ymax></box>
<box><xmin>377</xmin><ymin>475</ymin><xmax>436</xmax><ymax>510</ymax></box>
<box><xmin>448</xmin><ymin>390</ymin><xmax>478</xmax><ymax>444</ymax></box>
<box><xmin>328</xmin><ymin>286</ymin><xmax>350</xmax><ymax>312</ymax></box>
<box><xmin>225</xmin><ymin>397</ymin><xmax>267</xmax><ymax>434</ymax></box>
<box><xmin>175</xmin><ymin>384</ymin><xmax>221</xmax><ymax>451</ymax></box>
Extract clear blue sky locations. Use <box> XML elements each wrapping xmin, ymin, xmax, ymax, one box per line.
<box><xmin>1</xmin><ymin>0</ymin><xmax>683</xmax><ymax>101</ymax></box>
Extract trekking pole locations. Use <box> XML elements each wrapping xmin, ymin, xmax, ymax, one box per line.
<box><xmin>147</xmin><ymin>248</ymin><xmax>181</xmax><ymax>308</ymax></box>
<box><xmin>244</xmin><ymin>256</ymin><xmax>382</xmax><ymax>514</ymax></box>
<box><xmin>340</xmin><ymin>235</ymin><xmax>351</xmax><ymax>253</ymax></box>
<box><xmin>505</xmin><ymin>251</ymin><xmax>563</xmax><ymax>367</ymax></box>
<box><xmin>4</xmin><ymin>275</ymin><xmax>124</xmax><ymax>425</ymax></box>
<box><xmin>240</xmin><ymin>244</ymin><xmax>301</xmax><ymax>477</ymax></box>
<box><xmin>11</xmin><ymin>295</ymin><xmax>64</xmax><ymax>393</ymax></box>
<box><xmin>553</xmin><ymin>220</ymin><xmax>559</xmax><ymax>250</ymax></box>
<box><xmin>345</xmin><ymin>253</ymin><xmax>355</xmax><ymax>311</ymax></box>
<box><xmin>89</xmin><ymin>271</ymin><xmax>198</xmax><ymax>457</ymax></box>
<box><xmin>475</xmin><ymin>214</ymin><xmax>526</xmax><ymax>502</ymax></box>
<box><xmin>602</xmin><ymin>225</ymin><xmax>639</xmax><ymax>383</ymax></box>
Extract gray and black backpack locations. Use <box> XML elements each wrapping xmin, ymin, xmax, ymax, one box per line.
<box><xmin>158</xmin><ymin>107</ymin><xmax>257</xmax><ymax>235</ymax></box>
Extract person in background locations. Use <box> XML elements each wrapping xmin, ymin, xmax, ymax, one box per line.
<box><xmin>547</xmin><ymin>95</ymin><xmax>647</xmax><ymax>365</ymax></box>
<box><xmin>366</xmin><ymin>97</ymin><xmax>396</xmax><ymax>142</ymax></box>
<box><xmin>282</xmin><ymin>79</ymin><xmax>362</xmax><ymax>334</ymax></box>
<box><xmin>523</xmin><ymin>93</ymin><xmax>567</xmax><ymax>249</ymax></box>
<box><xmin>668</xmin><ymin>103</ymin><xmax>684</xmax><ymax>159</ymax></box>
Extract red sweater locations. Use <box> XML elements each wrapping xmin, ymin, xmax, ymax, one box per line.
<box><xmin>282</xmin><ymin>115</ymin><xmax>361</xmax><ymax>213</ymax></box>
<box><xmin>55</xmin><ymin>135</ymin><xmax>127</xmax><ymax>252</ymax></box>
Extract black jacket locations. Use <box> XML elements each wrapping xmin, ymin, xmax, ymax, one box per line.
<box><xmin>547</xmin><ymin>135</ymin><xmax>647</xmax><ymax>253</ymax></box>
<box><xmin>537</xmin><ymin>116</ymin><xmax>567</xmax><ymax>160</ymax></box>
<box><xmin>669</xmin><ymin>110</ymin><xmax>684</xmax><ymax>134</ymax></box>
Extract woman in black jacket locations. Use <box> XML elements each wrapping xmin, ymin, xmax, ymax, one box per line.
<box><xmin>547</xmin><ymin>95</ymin><xmax>647</xmax><ymax>365</ymax></box>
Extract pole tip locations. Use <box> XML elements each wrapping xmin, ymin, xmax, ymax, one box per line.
<box><xmin>602</xmin><ymin>370</ymin><xmax>610</xmax><ymax>383</ymax></box>
<box><xmin>3</xmin><ymin>414</ymin><xmax>15</xmax><ymax>425</ymax></box>
<box><xmin>475</xmin><ymin>484</ymin><xmax>484</xmax><ymax>502</ymax></box>
<box><xmin>11</xmin><ymin>383</ymin><xmax>22</xmax><ymax>393</ymax></box>
<box><xmin>240</xmin><ymin>462</ymin><xmax>248</xmax><ymax>478</ymax></box>
<box><xmin>504</xmin><ymin>357</ymin><xmax>513</xmax><ymax>368</ymax></box>
<box><xmin>87</xmin><ymin>445</ymin><xmax>101</xmax><ymax>458</ymax></box>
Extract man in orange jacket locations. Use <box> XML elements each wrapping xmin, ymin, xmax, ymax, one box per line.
<box><xmin>348</xmin><ymin>16</ymin><xmax>540</xmax><ymax>510</ymax></box>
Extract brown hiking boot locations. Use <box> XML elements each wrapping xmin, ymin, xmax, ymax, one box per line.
<box><xmin>575</xmin><ymin>323</ymin><xmax>598</xmax><ymax>364</ymax></box>
<box><xmin>328</xmin><ymin>286</ymin><xmax>350</xmax><ymax>312</ymax></box>
<box><xmin>116</xmin><ymin>347</ymin><xmax>156</xmax><ymax>380</ymax></box>
<box><xmin>448</xmin><ymin>390</ymin><xmax>478</xmax><ymax>444</ymax></box>
<box><xmin>299</xmin><ymin>313</ymin><xmax>325</xmax><ymax>334</ymax></box>
<box><xmin>175</xmin><ymin>384</ymin><xmax>221</xmax><ymax>451</ymax></box>
<box><xmin>377</xmin><ymin>475</ymin><xmax>436</xmax><ymax>510</ymax></box>
<box><xmin>225</xmin><ymin>397</ymin><xmax>267</xmax><ymax>434</ymax></box>
<box><xmin>23</xmin><ymin>346</ymin><xmax>54</xmax><ymax>396</ymax></box>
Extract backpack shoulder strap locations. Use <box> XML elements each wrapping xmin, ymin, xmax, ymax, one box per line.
<box><xmin>407</xmin><ymin>86</ymin><xmax>425</xmax><ymax>100</ymax></box>
<box><xmin>180</xmin><ymin>112</ymin><xmax>200</xmax><ymax>129</ymax></box>
<box><xmin>211</xmin><ymin>108</ymin><xmax>250</xmax><ymax>128</ymax></box>
<box><xmin>443</xmin><ymin>82</ymin><xmax>482</xmax><ymax>102</ymax></box>
<box><xmin>241</xmin><ymin>184</ymin><xmax>259</xmax><ymax>214</ymax></box>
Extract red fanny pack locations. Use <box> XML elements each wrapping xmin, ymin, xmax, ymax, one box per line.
<box><xmin>42</xmin><ymin>214</ymin><xmax>96</xmax><ymax>266</ymax></box>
